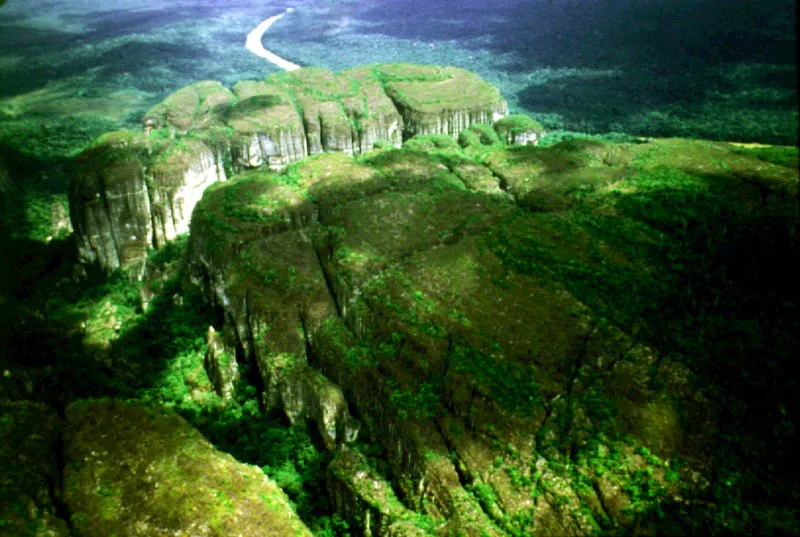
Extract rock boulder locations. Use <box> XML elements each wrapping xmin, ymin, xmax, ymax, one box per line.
<box><xmin>63</xmin><ymin>399</ymin><xmax>314</xmax><ymax>537</ymax></box>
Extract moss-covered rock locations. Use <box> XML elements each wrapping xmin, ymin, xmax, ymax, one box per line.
<box><xmin>143</xmin><ymin>81</ymin><xmax>233</xmax><ymax>134</ymax></box>
<box><xmin>63</xmin><ymin>398</ymin><xmax>314</xmax><ymax>537</ymax></box>
<box><xmin>228</xmin><ymin>79</ymin><xmax>307</xmax><ymax>169</ymax></box>
<box><xmin>494</xmin><ymin>114</ymin><xmax>546</xmax><ymax>146</ymax></box>
<box><xmin>365</xmin><ymin>64</ymin><xmax>508</xmax><ymax>139</ymax></box>
<box><xmin>70</xmin><ymin>64</ymin><xmax>514</xmax><ymax>275</ymax></box>
<box><xmin>185</xmin><ymin>133</ymin><xmax>800</xmax><ymax>535</ymax></box>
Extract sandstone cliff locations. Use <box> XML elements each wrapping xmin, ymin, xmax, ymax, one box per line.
<box><xmin>178</xmin><ymin>136</ymin><xmax>800</xmax><ymax>536</ymax></box>
<box><xmin>148</xmin><ymin>63</ymin><xmax>504</xmax><ymax>175</ymax></box>
<box><xmin>71</xmin><ymin>64</ymin><xmax>508</xmax><ymax>274</ymax></box>
<box><xmin>69</xmin><ymin>132</ymin><xmax>226</xmax><ymax>276</ymax></box>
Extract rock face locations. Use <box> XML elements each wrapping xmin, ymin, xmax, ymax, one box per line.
<box><xmin>69</xmin><ymin>133</ymin><xmax>153</xmax><ymax>277</ymax></box>
<box><xmin>189</xmin><ymin>168</ymin><xmax>360</xmax><ymax>450</ymax></box>
<box><xmin>148</xmin><ymin>138</ymin><xmax>227</xmax><ymax>248</ymax></box>
<box><xmin>70</xmin><ymin>64</ymin><xmax>506</xmax><ymax>275</ymax></box>
<box><xmin>362</xmin><ymin>64</ymin><xmax>508</xmax><ymax>138</ymax></box>
<box><xmin>182</xmin><ymin>136</ymin><xmax>800</xmax><ymax>536</ymax></box>
<box><xmin>493</xmin><ymin>114</ymin><xmax>546</xmax><ymax>146</ymax></box>
<box><xmin>68</xmin><ymin>64</ymin><xmax>506</xmax><ymax>275</ymax></box>
<box><xmin>204</xmin><ymin>326</ymin><xmax>239</xmax><ymax>400</ymax></box>
<box><xmin>327</xmin><ymin>445</ymin><xmax>433</xmax><ymax>537</ymax></box>
<box><xmin>151</xmin><ymin>64</ymin><xmax>504</xmax><ymax>174</ymax></box>
<box><xmin>69</xmin><ymin>132</ymin><xmax>226</xmax><ymax>276</ymax></box>
<box><xmin>63</xmin><ymin>399</ymin><xmax>314</xmax><ymax>537</ymax></box>
<box><xmin>0</xmin><ymin>400</ymin><xmax>70</xmax><ymax>537</ymax></box>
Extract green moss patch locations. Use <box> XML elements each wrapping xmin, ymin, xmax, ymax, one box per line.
<box><xmin>64</xmin><ymin>399</ymin><xmax>313</xmax><ymax>537</ymax></box>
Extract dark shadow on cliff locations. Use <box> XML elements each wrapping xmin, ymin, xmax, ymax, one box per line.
<box><xmin>514</xmin><ymin>168</ymin><xmax>800</xmax><ymax>531</ymax></box>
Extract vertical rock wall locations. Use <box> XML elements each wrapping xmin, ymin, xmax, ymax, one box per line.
<box><xmin>69</xmin><ymin>136</ymin><xmax>153</xmax><ymax>277</ymax></box>
<box><xmin>69</xmin><ymin>134</ymin><xmax>226</xmax><ymax>276</ymax></box>
<box><xmin>70</xmin><ymin>64</ymin><xmax>513</xmax><ymax>274</ymax></box>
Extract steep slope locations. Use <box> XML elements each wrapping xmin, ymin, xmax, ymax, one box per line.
<box><xmin>186</xmin><ymin>136</ymin><xmax>798</xmax><ymax>536</ymax></box>
<box><xmin>69</xmin><ymin>132</ymin><xmax>227</xmax><ymax>276</ymax></box>
<box><xmin>69</xmin><ymin>64</ymin><xmax>507</xmax><ymax>275</ymax></box>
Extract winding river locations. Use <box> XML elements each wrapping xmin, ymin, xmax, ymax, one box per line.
<box><xmin>245</xmin><ymin>8</ymin><xmax>302</xmax><ymax>71</ymax></box>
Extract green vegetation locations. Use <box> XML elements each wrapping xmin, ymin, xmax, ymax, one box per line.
<box><xmin>2</xmin><ymin>46</ymin><xmax>797</xmax><ymax>535</ymax></box>
<box><xmin>64</xmin><ymin>399</ymin><xmax>314</xmax><ymax>537</ymax></box>
<box><xmin>494</xmin><ymin>114</ymin><xmax>545</xmax><ymax>136</ymax></box>
<box><xmin>0</xmin><ymin>114</ymin><xmax>120</xmax><ymax>160</ymax></box>
<box><xmin>729</xmin><ymin>143</ymin><xmax>799</xmax><ymax>169</ymax></box>
<box><xmin>0</xmin><ymin>234</ymin><xmax>352</xmax><ymax>535</ymax></box>
<box><xmin>366</xmin><ymin>63</ymin><xmax>505</xmax><ymax>113</ymax></box>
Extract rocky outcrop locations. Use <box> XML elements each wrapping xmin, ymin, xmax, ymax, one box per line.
<box><xmin>143</xmin><ymin>64</ymin><xmax>506</xmax><ymax>177</ymax></box>
<box><xmin>63</xmin><ymin>398</ymin><xmax>314</xmax><ymax>537</ymax></box>
<box><xmin>328</xmin><ymin>445</ymin><xmax>432</xmax><ymax>537</ymax></box>
<box><xmin>361</xmin><ymin>64</ymin><xmax>508</xmax><ymax>138</ymax></box>
<box><xmin>143</xmin><ymin>80</ymin><xmax>234</xmax><ymax>134</ymax></box>
<box><xmin>148</xmin><ymin>138</ymin><xmax>227</xmax><ymax>248</ymax></box>
<box><xmin>69</xmin><ymin>133</ymin><xmax>153</xmax><ymax>277</ymax></box>
<box><xmin>70</xmin><ymin>64</ymin><xmax>507</xmax><ymax>274</ymax></box>
<box><xmin>227</xmin><ymin>79</ymin><xmax>308</xmax><ymax>169</ymax></box>
<box><xmin>493</xmin><ymin>114</ymin><xmax>546</xmax><ymax>146</ymax></box>
<box><xmin>0</xmin><ymin>400</ymin><xmax>70</xmax><ymax>537</ymax></box>
<box><xmin>189</xmin><ymin>170</ymin><xmax>360</xmax><ymax>449</ymax></box>
<box><xmin>67</xmin><ymin>65</ymin><xmax>505</xmax><ymax>275</ymax></box>
<box><xmin>204</xmin><ymin>325</ymin><xmax>239</xmax><ymax>400</ymax></box>
<box><xmin>69</xmin><ymin>132</ymin><xmax>226</xmax><ymax>276</ymax></box>
<box><xmin>46</xmin><ymin>200</ymin><xmax>72</xmax><ymax>242</ymax></box>
<box><xmin>179</xmin><ymin>135</ymin><xmax>788</xmax><ymax>536</ymax></box>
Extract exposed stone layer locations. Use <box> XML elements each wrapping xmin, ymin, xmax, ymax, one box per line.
<box><xmin>69</xmin><ymin>132</ymin><xmax>226</xmax><ymax>276</ymax></box>
<box><xmin>204</xmin><ymin>325</ymin><xmax>239</xmax><ymax>400</ymax></box>
<box><xmin>72</xmin><ymin>64</ymin><xmax>510</xmax><ymax>274</ymax></box>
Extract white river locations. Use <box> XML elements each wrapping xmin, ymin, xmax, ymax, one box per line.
<box><xmin>245</xmin><ymin>8</ymin><xmax>301</xmax><ymax>71</ymax></box>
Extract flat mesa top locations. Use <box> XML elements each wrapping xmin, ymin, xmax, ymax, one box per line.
<box><xmin>144</xmin><ymin>63</ymin><xmax>507</xmax><ymax>133</ymax></box>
